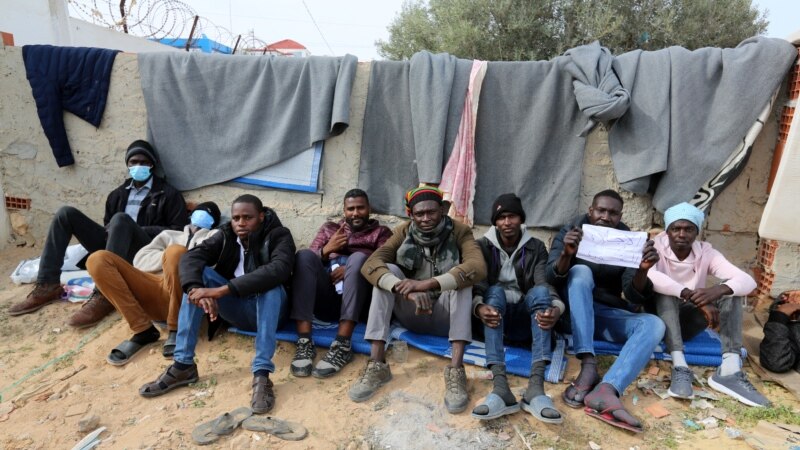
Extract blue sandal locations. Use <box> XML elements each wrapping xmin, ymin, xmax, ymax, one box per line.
<box><xmin>471</xmin><ymin>393</ymin><xmax>520</xmax><ymax>420</ymax></box>
<box><xmin>522</xmin><ymin>394</ymin><xmax>563</xmax><ymax>424</ymax></box>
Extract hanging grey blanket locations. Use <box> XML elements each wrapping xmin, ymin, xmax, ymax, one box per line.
<box><xmin>358</xmin><ymin>52</ymin><xmax>472</xmax><ymax>216</ymax></box>
<box><xmin>472</xmin><ymin>59</ymin><xmax>586</xmax><ymax>226</ymax></box>
<box><xmin>610</xmin><ymin>37</ymin><xmax>796</xmax><ymax>210</ymax></box>
<box><xmin>562</xmin><ymin>41</ymin><xmax>630</xmax><ymax>136</ymax></box>
<box><xmin>138</xmin><ymin>52</ymin><xmax>357</xmax><ymax>191</ymax></box>
<box><xmin>359</xmin><ymin>53</ymin><xmax>586</xmax><ymax>227</ymax></box>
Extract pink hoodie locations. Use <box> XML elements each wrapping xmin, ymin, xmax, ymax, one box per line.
<box><xmin>648</xmin><ymin>231</ymin><xmax>756</xmax><ymax>298</ymax></box>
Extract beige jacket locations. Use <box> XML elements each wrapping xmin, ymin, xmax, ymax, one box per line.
<box><xmin>133</xmin><ymin>226</ymin><xmax>218</xmax><ymax>273</ymax></box>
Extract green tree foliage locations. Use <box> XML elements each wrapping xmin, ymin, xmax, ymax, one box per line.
<box><xmin>376</xmin><ymin>0</ymin><xmax>769</xmax><ymax>60</ymax></box>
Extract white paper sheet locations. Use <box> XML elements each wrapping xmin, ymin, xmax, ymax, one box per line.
<box><xmin>576</xmin><ymin>224</ymin><xmax>647</xmax><ymax>269</ymax></box>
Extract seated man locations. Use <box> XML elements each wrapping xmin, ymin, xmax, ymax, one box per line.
<box><xmin>290</xmin><ymin>189</ymin><xmax>392</xmax><ymax>378</ymax></box>
<box><xmin>648</xmin><ymin>202</ymin><xmax>769</xmax><ymax>406</ymax></box>
<box><xmin>139</xmin><ymin>195</ymin><xmax>295</xmax><ymax>415</ymax></box>
<box><xmin>471</xmin><ymin>194</ymin><xmax>564</xmax><ymax>423</ymax></box>
<box><xmin>87</xmin><ymin>202</ymin><xmax>221</xmax><ymax>365</ymax></box>
<box><xmin>349</xmin><ymin>186</ymin><xmax>486</xmax><ymax>414</ymax></box>
<box><xmin>547</xmin><ymin>189</ymin><xmax>663</xmax><ymax>433</ymax></box>
<box><xmin>8</xmin><ymin>140</ymin><xmax>188</xmax><ymax>328</ymax></box>
<box><xmin>760</xmin><ymin>291</ymin><xmax>800</xmax><ymax>374</ymax></box>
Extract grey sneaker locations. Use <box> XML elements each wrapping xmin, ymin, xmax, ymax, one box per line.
<box><xmin>444</xmin><ymin>366</ymin><xmax>469</xmax><ymax>414</ymax></box>
<box><xmin>290</xmin><ymin>338</ymin><xmax>316</xmax><ymax>377</ymax></box>
<box><xmin>708</xmin><ymin>369</ymin><xmax>771</xmax><ymax>407</ymax></box>
<box><xmin>312</xmin><ymin>339</ymin><xmax>353</xmax><ymax>379</ymax></box>
<box><xmin>348</xmin><ymin>360</ymin><xmax>392</xmax><ymax>402</ymax></box>
<box><xmin>668</xmin><ymin>366</ymin><xmax>695</xmax><ymax>399</ymax></box>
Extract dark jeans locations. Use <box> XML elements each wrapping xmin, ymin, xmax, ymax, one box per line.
<box><xmin>37</xmin><ymin>207</ymin><xmax>152</xmax><ymax>284</ymax></box>
<box><xmin>290</xmin><ymin>249</ymin><xmax>371</xmax><ymax>323</ymax></box>
<box><xmin>656</xmin><ymin>293</ymin><xmax>744</xmax><ymax>354</ymax></box>
<box><xmin>483</xmin><ymin>285</ymin><xmax>553</xmax><ymax>366</ymax></box>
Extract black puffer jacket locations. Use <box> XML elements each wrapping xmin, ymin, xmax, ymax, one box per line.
<box><xmin>179</xmin><ymin>207</ymin><xmax>296</xmax><ymax>298</ymax></box>
<box><xmin>760</xmin><ymin>310</ymin><xmax>800</xmax><ymax>373</ymax></box>
<box><xmin>546</xmin><ymin>213</ymin><xmax>652</xmax><ymax>310</ymax></box>
<box><xmin>104</xmin><ymin>176</ymin><xmax>188</xmax><ymax>238</ymax></box>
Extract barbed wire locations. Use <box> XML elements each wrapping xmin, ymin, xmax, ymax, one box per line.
<box><xmin>66</xmin><ymin>0</ymin><xmax>271</xmax><ymax>53</ymax></box>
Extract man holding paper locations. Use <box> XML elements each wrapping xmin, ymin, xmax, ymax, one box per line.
<box><xmin>648</xmin><ymin>202</ymin><xmax>769</xmax><ymax>407</ymax></box>
<box><xmin>546</xmin><ymin>189</ymin><xmax>662</xmax><ymax>433</ymax></box>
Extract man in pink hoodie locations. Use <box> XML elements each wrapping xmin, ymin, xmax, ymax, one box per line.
<box><xmin>648</xmin><ymin>202</ymin><xmax>769</xmax><ymax>407</ymax></box>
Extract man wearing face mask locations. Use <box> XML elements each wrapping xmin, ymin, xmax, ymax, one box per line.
<box><xmin>290</xmin><ymin>189</ymin><xmax>392</xmax><ymax>379</ymax></box>
<box><xmin>86</xmin><ymin>202</ymin><xmax>221</xmax><ymax>365</ymax></box>
<box><xmin>8</xmin><ymin>140</ymin><xmax>188</xmax><ymax>328</ymax></box>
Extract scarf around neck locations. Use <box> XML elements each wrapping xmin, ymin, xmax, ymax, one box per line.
<box><xmin>396</xmin><ymin>216</ymin><xmax>460</xmax><ymax>279</ymax></box>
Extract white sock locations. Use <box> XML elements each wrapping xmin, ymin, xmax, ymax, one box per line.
<box><xmin>720</xmin><ymin>352</ymin><xmax>741</xmax><ymax>376</ymax></box>
<box><xmin>671</xmin><ymin>351</ymin><xmax>688</xmax><ymax>368</ymax></box>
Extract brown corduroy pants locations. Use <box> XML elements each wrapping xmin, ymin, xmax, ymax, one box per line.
<box><xmin>86</xmin><ymin>245</ymin><xmax>187</xmax><ymax>333</ymax></box>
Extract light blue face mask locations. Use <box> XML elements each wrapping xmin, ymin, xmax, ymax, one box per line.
<box><xmin>128</xmin><ymin>165</ymin><xmax>152</xmax><ymax>182</ymax></box>
<box><xmin>191</xmin><ymin>210</ymin><xmax>215</xmax><ymax>230</ymax></box>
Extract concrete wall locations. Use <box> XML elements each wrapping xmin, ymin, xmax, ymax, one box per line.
<box><xmin>0</xmin><ymin>0</ymin><xmax>177</xmax><ymax>53</ymax></box>
<box><xmin>0</xmin><ymin>44</ymin><xmax>784</xmax><ymax>283</ymax></box>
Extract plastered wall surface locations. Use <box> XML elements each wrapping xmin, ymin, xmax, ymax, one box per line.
<box><xmin>772</xmin><ymin>243</ymin><xmax>800</xmax><ymax>295</ymax></box>
<box><xmin>0</xmin><ymin>45</ymin><xmax>785</xmax><ymax>282</ymax></box>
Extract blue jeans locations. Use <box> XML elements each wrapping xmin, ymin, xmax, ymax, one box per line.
<box><xmin>483</xmin><ymin>285</ymin><xmax>553</xmax><ymax>367</ymax></box>
<box><xmin>174</xmin><ymin>267</ymin><xmax>288</xmax><ymax>373</ymax></box>
<box><xmin>565</xmin><ymin>265</ymin><xmax>665</xmax><ymax>393</ymax></box>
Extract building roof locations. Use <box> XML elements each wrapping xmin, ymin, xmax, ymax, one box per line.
<box><xmin>266</xmin><ymin>39</ymin><xmax>306</xmax><ymax>50</ymax></box>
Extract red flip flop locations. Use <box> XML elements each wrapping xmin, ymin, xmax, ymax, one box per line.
<box><xmin>584</xmin><ymin>406</ymin><xmax>643</xmax><ymax>433</ymax></box>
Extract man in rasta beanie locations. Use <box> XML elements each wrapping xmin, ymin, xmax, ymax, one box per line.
<box><xmin>8</xmin><ymin>140</ymin><xmax>188</xmax><ymax>328</ymax></box>
<box><xmin>350</xmin><ymin>186</ymin><xmax>486</xmax><ymax>413</ymax></box>
<box><xmin>471</xmin><ymin>193</ymin><xmax>564</xmax><ymax>423</ymax></box>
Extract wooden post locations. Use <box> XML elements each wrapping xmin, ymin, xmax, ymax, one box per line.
<box><xmin>185</xmin><ymin>15</ymin><xmax>199</xmax><ymax>51</ymax></box>
<box><xmin>232</xmin><ymin>35</ymin><xmax>241</xmax><ymax>54</ymax></box>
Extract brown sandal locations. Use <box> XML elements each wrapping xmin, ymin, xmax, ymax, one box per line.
<box><xmin>251</xmin><ymin>375</ymin><xmax>275</xmax><ymax>414</ymax></box>
<box><xmin>139</xmin><ymin>364</ymin><xmax>199</xmax><ymax>398</ymax></box>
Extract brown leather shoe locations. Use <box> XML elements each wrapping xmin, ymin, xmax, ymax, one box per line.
<box><xmin>8</xmin><ymin>283</ymin><xmax>63</xmax><ymax>316</ymax></box>
<box><xmin>67</xmin><ymin>291</ymin><xmax>115</xmax><ymax>328</ymax></box>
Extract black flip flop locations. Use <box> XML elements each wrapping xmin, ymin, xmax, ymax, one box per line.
<box><xmin>106</xmin><ymin>340</ymin><xmax>149</xmax><ymax>366</ymax></box>
<box><xmin>162</xmin><ymin>331</ymin><xmax>177</xmax><ymax>358</ymax></box>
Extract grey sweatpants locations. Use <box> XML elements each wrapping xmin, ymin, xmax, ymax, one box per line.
<box><xmin>656</xmin><ymin>294</ymin><xmax>744</xmax><ymax>355</ymax></box>
<box><xmin>364</xmin><ymin>264</ymin><xmax>472</xmax><ymax>343</ymax></box>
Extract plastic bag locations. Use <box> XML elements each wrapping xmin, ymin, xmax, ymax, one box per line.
<box><xmin>9</xmin><ymin>244</ymin><xmax>89</xmax><ymax>285</ymax></box>
<box><xmin>62</xmin><ymin>244</ymin><xmax>89</xmax><ymax>271</ymax></box>
<box><xmin>10</xmin><ymin>258</ymin><xmax>39</xmax><ymax>284</ymax></box>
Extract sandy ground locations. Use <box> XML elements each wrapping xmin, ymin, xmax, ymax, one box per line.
<box><xmin>0</xmin><ymin>244</ymin><xmax>797</xmax><ymax>450</ymax></box>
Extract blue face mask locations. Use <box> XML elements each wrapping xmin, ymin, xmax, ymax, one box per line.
<box><xmin>191</xmin><ymin>210</ymin><xmax>215</xmax><ymax>230</ymax></box>
<box><xmin>128</xmin><ymin>165</ymin><xmax>152</xmax><ymax>182</ymax></box>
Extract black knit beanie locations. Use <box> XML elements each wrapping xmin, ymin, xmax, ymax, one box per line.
<box><xmin>194</xmin><ymin>201</ymin><xmax>222</xmax><ymax>228</ymax></box>
<box><xmin>125</xmin><ymin>140</ymin><xmax>158</xmax><ymax>167</ymax></box>
<box><xmin>491</xmin><ymin>193</ymin><xmax>526</xmax><ymax>223</ymax></box>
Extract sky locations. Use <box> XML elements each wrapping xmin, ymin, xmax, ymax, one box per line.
<box><xmin>183</xmin><ymin>0</ymin><xmax>406</xmax><ymax>60</ymax></box>
<box><xmin>127</xmin><ymin>0</ymin><xmax>799</xmax><ymax>60</ymax></box>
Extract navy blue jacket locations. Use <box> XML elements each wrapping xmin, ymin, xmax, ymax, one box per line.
<box><xmin>22</xmin><ymin>45</ymin><xmax>119</xmax><ymax>167</ymax></box>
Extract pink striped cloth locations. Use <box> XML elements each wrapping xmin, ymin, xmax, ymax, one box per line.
<box><xmin>440</xmin><ymin>60</ymin><xmax>488</xmax><ymax>226</ymax></box>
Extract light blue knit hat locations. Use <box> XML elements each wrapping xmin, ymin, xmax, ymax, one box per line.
<box><xmin>664</xmin><ymin>202</ymin><xmax>704</xmax><ymax>230</ymax></box>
